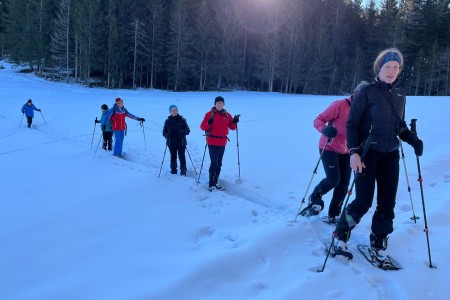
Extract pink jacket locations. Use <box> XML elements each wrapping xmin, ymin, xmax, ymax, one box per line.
<box><xmin>313</xmin><ymin>98</ymin><xmax>351</xmax><ymax>154</ymax></box>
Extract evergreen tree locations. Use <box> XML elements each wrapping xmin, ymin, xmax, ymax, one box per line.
<box><xmin>50</xmin><ymin>0</ymin><xmax>72</xmax><ymax>82</ymax></box>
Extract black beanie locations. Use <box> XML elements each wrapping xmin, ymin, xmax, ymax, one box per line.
<box><xmin>27</xmin><ymin>99</ymin><xmax>32</xmax><ymax>104</ymax></box>
<box><xmin>214</xmin><ymin>96</ymin><xmax>224</xmax><ymax>105</ymax></box>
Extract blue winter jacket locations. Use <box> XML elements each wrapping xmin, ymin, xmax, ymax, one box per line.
<box><xmin>21</xmin><ymin>103</ymin><xmax>39</xmax><ymax>117</ymax></box>
<box><xmin>100</xmin><ymin>111</ymin><xmax>113</xmax><ymax>132</ymax></box>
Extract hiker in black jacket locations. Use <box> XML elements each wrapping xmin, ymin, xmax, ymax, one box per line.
<box><xmin>163</xmin><ymin>105</ymin><xmax>190</xmax><ymax>175</ymax></box>
<box><xmin>332</xmin><ymin>48</ymin><xmax>423</xmax><ymax>267</ymax></box>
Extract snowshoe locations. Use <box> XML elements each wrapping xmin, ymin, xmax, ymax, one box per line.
<box><xmin>322</xmin><ymin>215</ymin><xmax>340</xmax><ymax>225</ymax></box>
<box><xmin>357</xmin><ymin>244</ymin><xmax>401</xmax><ymax>270</ymax></box>
<box><xmin>330</xmin><ymin>239</ymin><xmax>353</xmax><ymax>260</ymax></box>
<box><xmin>299</xmin><ymin>204</ymin><xmax>321</xmax><ymax>217</ymax></box>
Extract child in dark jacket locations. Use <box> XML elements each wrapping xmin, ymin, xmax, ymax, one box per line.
<box><xmin>95</xmin><ymin>104</ymin><xmax>113</xmax><ymax>150</ymax></box>
<box><xmin>162</xmin><ymin>105</ymin><xmax>190</xmax><ymax>175</ymax></box>
<box><xmin>21</xmin><ymin>99</ymin><xmax>41</xmax><ymax>128</ymax></box>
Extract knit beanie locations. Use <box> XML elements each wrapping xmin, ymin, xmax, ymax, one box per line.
<box><xmin>115</xmin><ymin>97</ymin><xmax>123</xmax><ymax>104</ymax></box>
<box><xmin>27</xmin><ymin>99</ymin><xmax>32</xmax><ymax>104</ymax></box>
<box><xmin>101</xmin><ymin>104</ymin><xmax>108</xmax><ymax>110</ymax></box>
<box><xmin>214</xmin><ymin>96</ymin><xmax>224</xmax><ymax>105</ymax></box>
<box><xmin>169</xmin><ymin>105</ymin><xmax>178</xmax><ymax>112</ymax></box>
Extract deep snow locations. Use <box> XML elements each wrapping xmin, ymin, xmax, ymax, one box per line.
<box><xmin>1</xmin><ymin>61</ymin><xmax>449</xmax><ymax>299</ymax></box>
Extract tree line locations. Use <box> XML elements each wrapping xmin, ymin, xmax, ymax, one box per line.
<box><xmin>1</xmin><ymin>0</ymin><xmax>449</xmax><ymax>95</ymax></box>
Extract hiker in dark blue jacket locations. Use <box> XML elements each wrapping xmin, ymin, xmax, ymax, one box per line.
<box><xmin>21</xmin><ymin>99</ymin><xmax>41</xmax><ymax>128</ymax></box>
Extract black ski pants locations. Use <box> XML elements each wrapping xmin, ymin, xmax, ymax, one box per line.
<box><xmin>336</xmin><ymin>149</ymin><xmax>400</xmax><ymax>242</ymax></box>
<box><xmin>169</xmin><ymin>145</ymin><xmax>186</xmax><ymax>172</ymax></box>
<box><xmin>311</xmin><ymin>149</ymin><xmax>351</xmax><ymax>217</ymax></box>
<box><xmin>208</xmin><ymin>145</ymin><xmax>225</xmax><ymax>187</ymax></box>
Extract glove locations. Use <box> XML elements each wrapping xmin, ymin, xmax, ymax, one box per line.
<box><xmin>101</xmin><ymin>125</ymin><xmax>106</xmax><ymax>131</ymax></box>
<box><xmin>413</xmin><ymin>139</ymin><xmax>423</xmax><ymax>156</ymax></box>
<box><xmin>321</xmin><ymin>125</ymin><xmax>337</xmax><ymax>139</ymax></box>
<box><xmin>233</xmin><ymin>115</ymin><xmax>240</xmax><ymax>124</ymax></box>
<box><xmin>139</xmin><ymin>118</ymin><xmax>145</xmax><ymax>122</ymax></box>
<box><xmin>38</xmin><ymin>109</ymin><xmax>41</xmax><ymax>112</ymax></box>
<box><xmin>95</xmin><ymin>119</ymin><xmax>100</xmax><ymax>124</ymax></box>
<box><xmin>208</xmin><ymin>118</ymin><xmax>214</xmax><ymax>125</ymax></box>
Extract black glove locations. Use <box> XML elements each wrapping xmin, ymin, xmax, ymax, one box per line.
<box><xmin>413</xmin><ymin>139</ymin><xmax>423</xmax><ymax>156</ymax></box>
<box><xmin>95</xmin><ymin>119</ymin><xmax>100</xmax><ymax>124</ymax></box>
<box><xmin>208</xmin><ymin>118</ymin><xmax>214</xmax><ymax>125</ymax></box>
<box><xmin>321</xmin><ymin>125</ymin><xmax>337</xmax><ymax>139</ymax></box>
<box><xmin>233</xmin><ymin>115</ymin><xmax>240</xmax><ymax>124</ymax></box>
<box><xmin>101</xmin><ymin>125</ymin><xmax>106</xmax><ymax>131</ymax></box>
<box><xmin>139</xmin><ymin>118</ymin><xmax>145</xmax><ymax>122</ymax></box>
<box><xmin>38</xmin><ymin>109</ymin><xmax>41</xmax><ymax>112</ymax></box>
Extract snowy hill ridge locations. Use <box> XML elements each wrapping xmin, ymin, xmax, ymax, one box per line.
<box><xmin>1</xmin><ymin>62</ymin><xmax>449</xmax><ymax>299</ymax></box>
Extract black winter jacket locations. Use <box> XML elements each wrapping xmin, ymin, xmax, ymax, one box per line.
<box><xmin>163</xmin><ymin>114</ymin><xmax>190</xmax><ymax>148</ymax></box>
<box><xmin>347</xmin><ymin>79</ymin><xmax>406</xmax><ymax>153</ymax></box>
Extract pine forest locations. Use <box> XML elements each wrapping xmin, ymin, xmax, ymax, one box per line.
<box><xmin>1</xmin><ymin>0</ymin><xmax>450</xmax><ymax>95</ymax></box>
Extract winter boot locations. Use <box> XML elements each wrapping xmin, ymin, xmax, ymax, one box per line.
<box><xmin>299</xmin><ymin>193</ymin><xmax>324</xmax><ymax>217</ymax></box>
<box><xmin>107</xmin><ymin>141</ymin><xmax>113</xmax><ymax>151</ymax></box>
<box><xmin>331</xmin><ymin>237</ymin><xmax>353</xmax><ymax>260</ymax></box>
<box><xmin>170</xmin><ymin>161</ymin><xmax>177</xmax><ymax>175</ymax></box>
<box><xmin>369</xmin><ymin>233</ymin><xmax>392</xmax><ymax>268</ymax></box>
<box><xmin>102</xmin><ymin>141</ymin><xmax>107</xmax><ymax>150</ymax></box>
<box><xmin>180</xmin><ymin>165</ymin><xmax>187</xmax><ymax>176</ymax></box>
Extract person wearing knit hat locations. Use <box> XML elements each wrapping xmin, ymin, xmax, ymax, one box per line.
<box><xmin>169</xmin><ymin>104</ymin><xmax>178</xmax><ymax>112</ymax></box>
<box><xmin>214</xmin><ymin>96</ymin><xmax>224</xmax><ymax>105</ymax></box>
<box><xmin>21</xmin><ymin>99</ymin><xmax>41</xmax><ymax>128</ymax></box>
<box><xmin>200</xmin><ymin>96</ymin><xmax>240</xmax><ymax>191</ymax></box>
<box><xmin>300</xmin><ymin>81</ymin><xmax>369</xmax><ymax>221</ymax></box>
<box><xmin>94</xmin><ymin>104</ymin><xmax>113</xmax><ymax>151</ymax></box>
<box><xmin>162</xmin><ymin>105</ymin><xmax>190</xmax><ymax>175</ymax></box>
<box><xmin>332</xmin><ymin>48</ymin><xmax>423</xmax><ymax>267</ymax></box>
<box><xmin>104</xmin><ymin>97</ymin><xmax>146</xmax><ymax>157</ymax></box>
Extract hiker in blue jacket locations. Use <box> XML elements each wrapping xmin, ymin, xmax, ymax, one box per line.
<box><xmin>21</xmin><ymin>99</ymin><xmax>41</xmax><ymax>128</ymax></box>
<box><xmin>95</xmin><ymin>104</ymin><xmax>113</xmax><ymax>151</ymax></box>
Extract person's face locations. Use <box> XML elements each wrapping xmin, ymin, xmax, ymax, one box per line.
<box><xmin>27</xmin><ymin>103</ymin><xmax>32</xmax><ymax>106</ymax></box>
<box><xmin>170</xmin><ymin>108</ymin><xmax>178</xmax><ymax>116</ymax></box>
<box><xmin>215</xmin><ymin>101</ymin><xmax>224</xmax><ymax>111</ymax></box>
<box><xmin>117</xmin><ymin>101</ymin><xmax>124</xmax><ymax>108</ymax></box>
<box><xmin>378</xmin><ymin>61</ymin><xmax>400</xmax><ymax>84</ymax></box>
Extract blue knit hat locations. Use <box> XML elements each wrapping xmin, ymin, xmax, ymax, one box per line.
<box><xmin>169</xmin><ymin>105</ymin><xmax>178</xmax><ymax>112</ymax></box>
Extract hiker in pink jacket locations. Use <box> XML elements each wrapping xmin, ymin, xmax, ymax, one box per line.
<box><xmin>300</xmin><ymin>81</ymin><xmax>368</xmax><ymax>222</ymax></box>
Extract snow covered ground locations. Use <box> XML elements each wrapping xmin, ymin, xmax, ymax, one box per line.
<box><xmin>1</xmin><ymin>61</ymin><xmax>449</xmax><ymax>299</ymax></box>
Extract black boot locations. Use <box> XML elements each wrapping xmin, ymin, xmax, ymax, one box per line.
<box><xmin>170</xmin><ymin>161</ymin><xmax>177</xmax><ymax>174</ymax></box>
<box><xmin>180</xmin><ymin>168</ymin><xmax>187</xmax><ymax>176</ymax></box>
<box><xmin>102</xmin><ymin>141</ymin><xmax>107</xmax><ymax>150</ymax></box>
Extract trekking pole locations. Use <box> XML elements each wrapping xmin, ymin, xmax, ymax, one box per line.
<box><xmin>93</xmin><ymin>133</ymin><xmax>102</xmax><ymax>158</ymax></box>
<box><xmin>140</xmin><ymin>120</ymin><xmax>147</xmax><ymax>149</ymax></box>
<box><xmin>294</xmin><ymin>138</ymin><xmax>332</xmax><ymax>222</ymax></box>
<box><xmin>90</xmin><ymin>118</ymin><xmax>98</xmax><ymax>149</ymax></box>
<box><xmin>39</xmin><ymin>110</ymin><xmax>47</xmax><ymax>124</ymax></box>
<box><xmin>236</xmin><ymin>115</ymin><xmax>241</xmax><ymax>180</ymax></box>
<box><xmin>410</xmin><ymin>119</ymin><xmax>435</xmax><ymax>269</ymax></box>
<box><xmin>399</xmin><ymin>142</ymin><xmax>419</xmax><ymax>223</ymax></box>
<box><xmin>158</xmin><ymin>143</ymin><xmax>168</xmax><ymax>177</ymax></box>
<box><xmin>318</xmin><ymin>133</ymin><xmax>373</xmax><ymax>273</ymax></box>
<box><xmin>19</xmin><ymin>112</ymin><xmax>24</xmax><ymax>128</ymax></box>
<box><xmin>196</xmin><ymin>143</ymin><xmax>208</xmax><ymax>185</ymax></box>
<box><xmin>186</xmin><ymin>147</ymin><xmax>198</xmax><ymax>175</ymax></box>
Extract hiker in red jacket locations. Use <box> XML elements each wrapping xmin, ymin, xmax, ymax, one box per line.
<box><xmin>105</xmin><ymin>97</ymin><xmax>145</xmax><ymax>157</ymax></box>
<box><xmin>200</xmin><ymin>96</ymin><xmax>239</xmax><ymax>191</ymax></box>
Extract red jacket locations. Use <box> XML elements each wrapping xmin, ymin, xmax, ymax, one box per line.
<box><xmin>105</xmin><ymin>104</ymin><xmax>140</xmax><ymax>131</ymax></box>
<box><xmin>314</xmin><ymin>98</ymin><xmax>351</xmax><ymax>154</ymax></box>
<box><xmin>200</xmin><ymin>107</ymin><xmax>236</xmax><ymax>146</ymax></box>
